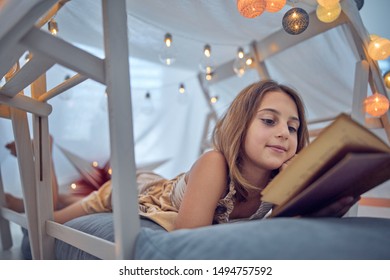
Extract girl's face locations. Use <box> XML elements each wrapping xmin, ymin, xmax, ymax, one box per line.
<box><xmin>242</xmin><ymin>90</ymin><xmax>300</xmax><ymax>172</ymax></box>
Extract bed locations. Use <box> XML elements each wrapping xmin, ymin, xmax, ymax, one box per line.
<box><xmin>18</xmin><ymin>213</ymin><xmax>390</xmax><ymax>260</ymax></box>
<box><xmin>1</xmin><ymin>0</ymin><xmax>390</xmax><ymax>260</ymax></box>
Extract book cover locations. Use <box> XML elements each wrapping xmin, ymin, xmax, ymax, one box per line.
<box><xmin>260</xmin><ymin>113</ymin><xmax>390</xmax><ymax>217</ymax></box>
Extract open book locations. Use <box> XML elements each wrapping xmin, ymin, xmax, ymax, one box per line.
<box><xmin>261</xmin><ymin>113</ymin><xmax>390</xmax><ymax>218</ymax></box>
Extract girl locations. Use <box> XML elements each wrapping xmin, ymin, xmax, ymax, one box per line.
<box><xmin>5</xmin><ymin>80</ymin><xmax>358</xmax><ymax>231</ymax></box>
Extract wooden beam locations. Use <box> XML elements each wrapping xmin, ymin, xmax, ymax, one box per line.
<box><xmin>39</xmin><ymin>74</ymin><xmax>87</xmax><ymax>102</ymax></box>
<box><xmin>0</xmin><ymin>93</ymin><xmax>52</xmax><ymax>117</ymax></box>
<box><xmin>20</xmin><ymin>27</ymin><xmax>105</xmax><ymax>84</ymax></box>
<box><xmin>0</xmin><ymin>53</ymin><xmax>55</xmax><ymax>98</ymax></box>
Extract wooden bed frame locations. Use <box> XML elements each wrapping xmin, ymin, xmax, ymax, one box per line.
<box><xmin>0</xmin><ymin>0</ymin><xmax>389</xmax><ymax>259</ymax></box>
<box><xmin>0</xmin><ymin>0</ymin><xmax>140</xmax><ymax>259</ymax></box>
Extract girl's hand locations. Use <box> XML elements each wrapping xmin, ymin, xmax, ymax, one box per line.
<box><xmin>305</xmin><ymin>196</ymin><xmax>361</xmax><ymax>218</ymax></box>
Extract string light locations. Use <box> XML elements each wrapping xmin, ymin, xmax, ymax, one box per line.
<box><xmin>199</xmin><ymin>44</ymin><xmax>216</xmax><ymax>75</ymax></box>
<box><xmin>210</xmin><ymin>96</ymin><xmax>219</xmax><ymax>104</ymax></box>
<box><xmin>205</xmin><ymin>72</ymin><xmax>214</xmax><ymax>81</ymax></box>
<box><xmin>159</xmin><ymin>33</ymin><xmax>176</xmax><ymax>66</ymax></box>
<box><xmin>236</xmin><ymin>0</ymin><xmax>266</xmax><ymax>18</ymax></box>
<box><xmin>48</xmin><ymin>18</ymin><xmax>59</xmax><ymax>35</ymax></box>
<box><xmin>282</xmin><ymin>7</ymin><xmax>309</xmax><ymax>35</ymax></box>
<box><xmin>265</xmin><ymin>0</ymin><xmax>286</xmax><ymax>13</ymax></box>
<box><xmin>384</xmin><ymin>71</ymin><xmax>390</xmax><ymax>89</ymax></box>
<box><xmin>316</xmin><ymin>0</ymin><xmax>339</xmax><ymax>9</ymax></box>
<box><xmin>364</xmin><ymin>93</ymin><xmax>389</xmax><ymax>117</ymax></box>
<box><xmin>141</xmin><ymin>92</ymin><xmax>154</xmax><ymax>114</ymax></box>
<box><xmin>233</xmin><ymin>47</ymin><xmax>247</xmax><ymax>77</ymax></box>
<box><xmin>316</xmin><ymin>2</ymin><xmax>341</xmax><ymax>23</ymax></box>
<box><xmin>179</xmin><ymin>83</ymin><xmax>186</xmax><ymax>94</ymax></box>
<box><xmin>368</xmin><ymin>36</ymin><xmax>390</xmax><ymax>61</ymax></box>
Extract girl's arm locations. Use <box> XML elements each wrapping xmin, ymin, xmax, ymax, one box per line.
<box><xmin>174</xmin><ymin>150</ymin><xmax>228</xmax><ymax>230</ymax></box>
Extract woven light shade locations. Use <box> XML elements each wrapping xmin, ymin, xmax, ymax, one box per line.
<box><xmin>317</xmin><ymin>0</ymin><xmax>339</xmax><ymax>9</ymax></box>
<box><xmin>265</xmin><ymin>0</ymin><xmax>286</xmax><ymax>13</ymax></box>
<box><xmin>384</xmin><ymin>71</ymin><xmax>390</xmax><ymax>89</ymax></box>
<box><xmin>282</xmin><ymin>7</ymin><xmax>309</xmax><ymax>35</ymax></box>
<box><xmin>368</xmin><ymin>37</ymin><xmax>390</xmax><ymax>60</ymax></box>
<box><xmin>316</xmin><ymin>2</ymin><xmax>341</xmax><ymax>23</ymax></box>
<box><xmin>237</xmin><ymin>0</ymin><xmax>266</xmax><ymax>18</ymax></box>
<box><xmin>364</xmin><ymin>93</ymin><xmax>390</xmax><ymax>117</ymax></box>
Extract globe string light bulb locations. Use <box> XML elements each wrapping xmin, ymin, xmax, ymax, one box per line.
<box><xmin>368</xmin><ymin>36</ymin><xmax>390</xmax><ymax>61</ymax></box>
<box><xmin>141</xmin><ymin>92</ymin><xmax>155</xmax><ymax>114</ymax></box>
<box><xmin>265</xmin><ymin>0</ymin><xmax>287</xmax><ymax>13</ymax></box>
<box><xmin>316</xmin><ymin>2</ymin><xmax>341</xmax><ymax>23</ymax></box>
<box><xmin>178</xmin><ymin>83</ymin><xmax>188</xmax><ymax>104</ymax></box>
<box><xmin>179</xmin><ymin>83</ymin><xmax>186</xmax><ymax>94</ymax></box>
<box><xmin>48</xmin><ymin>18</ymin><xmax>59</xmax><ymax>35</ymax></box>
<box><xmin>199</xmin><ymin>44</ymin><xmax>216</xmax><ymax>74</ymax></box>
<box><xmin>384</xmin><ymin>71</ymin><xmax>390</xmax><ymax>89</ymax></box>
<box><xmin>158</xmin><ymin>33</ymin><xmax>176</xmax><ymax>66</ymax></box>
<box><xmin>282</xmin><ymin>7</ymin><xmax>309</xmax><ymax>35</ymax></box>
<box><xmin>317</xmin><ymin>0</ymin><xmax>339</xmax><ymax>9</ymax></box>
<box><xmin>233</xmin><ymin>47</ymin><xmax>247</xmax><ymax>77</ymax></box>
<box><xmin>236</xmin><ymin>0</ymin><xmax>266</xmax><ymax>18</ymax></box>
<box><xmin>364</xmin><ymin>92</ymin><xmax>390</xmax><ymax>117</ymax></box>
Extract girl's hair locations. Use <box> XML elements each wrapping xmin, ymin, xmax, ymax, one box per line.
<box><xmin>212</xmin><ymin>79</ymin><xmax>309</xmax><ymax>201</ymax></box>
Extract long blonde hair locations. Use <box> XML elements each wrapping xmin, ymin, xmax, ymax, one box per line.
<box><xmin>212</xmin><ymin>80</ymin><xmax>309</xmax><ymax>201</ymax></box>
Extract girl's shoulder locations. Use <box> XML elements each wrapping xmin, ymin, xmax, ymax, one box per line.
<box><xmin>198</xmin><ymin>150</ymin><xmax>226</xmax><ymax>165</ymax></box>
<box><xmin>187</xmin><ymin>150</ymin><xmax>228</xmax><ymax>177</ymax></box>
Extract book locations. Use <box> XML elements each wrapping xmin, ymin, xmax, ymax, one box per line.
<box><xmin>260</xmin><ymin>113</ymin><xmax>390</xmax><ymax>218</ymax></box>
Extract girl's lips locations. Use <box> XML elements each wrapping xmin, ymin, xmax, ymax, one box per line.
<box><xmin>267</xmin><ymin>145</ymin><xmax>287</xmax><ymax>153</ymax></box>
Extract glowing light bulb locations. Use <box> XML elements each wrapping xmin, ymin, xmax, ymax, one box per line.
<box><xmin>48</xmin><ymin>18</ymin><xmax>58</xmax><ymax>35</ymax></box>
<box><xmin>364</xmin><ymin>92</ymin><xmax>390</xmax><ymax>117</ymax></box>
<box><xmin>210</xmin><ymin>96</ymin><xmax>219</xmax><ymax>104</ymax></box>
<box><xmin>159</xmin><ymin>33</ymin><xmax>176</xmax><ymax>66</ymax></box>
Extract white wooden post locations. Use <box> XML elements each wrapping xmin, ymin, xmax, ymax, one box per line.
<box><xmin>31</xmin><ymin>74</ymin><xmax>55</xmax><ymax>259</ymax></box>
<box><xmin>10</xmin><ymin>107</ymin><xmax>41</xmax><ymax>259</ymax></box>
<box><xmin>102</xmin><ymin>0</ymin><xmax>140</xmax><ymax>259</ymax></box>
<box><xmin>351</xmin><ymin>60</ymin><xmax>369</xmax><ymax>125</ymax></box>
<box><xmin>0</xmin><ymin>168</ymin><xmax>13</xmax><ymax>250</ymax></box>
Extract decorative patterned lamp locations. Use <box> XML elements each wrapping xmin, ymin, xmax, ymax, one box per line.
<box><xmin>317</xmin><ymin>0</ymin><xmax>339</xmax><ymax>9</ymax></box>
<box><xmin>282</xmin><ymin>7</ymin><xmax>309</xmax><ymax>35</ymax></box>
<box><xmin>368</xmin><ymin>37</ymin><xmax>390</xmax><ymax>60</ymax></box>
<box><xmin>265</xmin><ymin>0</ymin><xmax>286</xmax><ymax>13</ymax></box>
<box><xmin>364</xmin><ymin>93</ymin><xmax>390</xmax><ymax>117</ymax></box>
<box><xmin>316</xmin><ymin>2</ymin><xmax>341</xmax><ymax>23</ymax></box>
<box><xmin>384</xmin><ymin>71</ymin><xmax>390</xmax><ymax>89</ymax></box>
<box><xmin>237</xmin><ymin>0</ymin><xmax>266</xmax><ymax>18</ymax></box>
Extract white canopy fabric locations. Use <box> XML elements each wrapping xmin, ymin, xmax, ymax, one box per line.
<box><xmin>1</xmin><ymin>0</ymin><xmax>389</xmax><ymax>195</ymax></box>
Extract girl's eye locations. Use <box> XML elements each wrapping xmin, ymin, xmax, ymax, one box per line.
<box><xmin>288</xmin><ymin>126</ymin><xmax>298</xmax><ymax>134</ymax></box>
<box><xmin>261</xmin><ymin>118</ymin><xmax>275</xmax><ymax>126</ymax></box>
